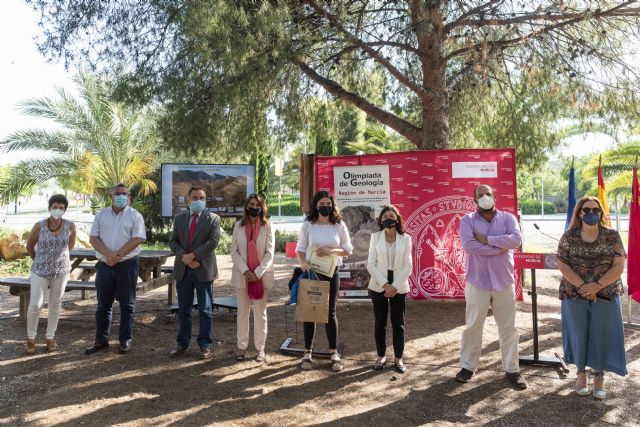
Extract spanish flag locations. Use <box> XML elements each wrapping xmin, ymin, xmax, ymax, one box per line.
<box><xmin>597</xmin><ymin>155</ymin><xmax>611</xmax><ymax>227</ymax></box>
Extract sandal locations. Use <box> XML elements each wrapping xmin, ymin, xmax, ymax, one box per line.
<box><xmin>235</xmin><ymin>350</ymin><xmax>245</xmax><ymax>361</ymax></box>
<box><xmin>331</xmin><ymin>352</ymin><xmax>343</xmax><ymax>372</ymax></box>
<box><xmin>575</xmin><ymin>371</ymin><xmax>590</xmax><ymax>396</ymax></box>
<box><xmin>256</xmin><ymin>352</ymin><xmax>267</xmax><ymax>363</ymax></box>
<box><xmin>300</xmin><ymin>351</ymin><xmax>313</xmax><ymax>369</ymax></box>
<box><xmin>373</xmin><ymin>356</ymin><xmax>386</xmax><ymax>371</ymax></box>
<box><xmin>394</xmin><ymin>359</ymin><xmax>406</xmax><ymax>374</ymax></box>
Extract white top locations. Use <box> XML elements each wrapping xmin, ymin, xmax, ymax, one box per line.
<box><xmin>296</xmin><ymin>221</ymin><xmax>353</xmax><ymax>266</ymax></box>
<box><xmin>386</xmin><ymin>240</ymin><xmax>396</xmax><ymax>270</ymax></box>
<box><xmin>367</xmin><ymin>231</ymin><xmax>413</xmax><ymax>294</ymax></box>
<box><xmin>90</xmin><ymin>206</ymin><xmax>146</xmax><ymax>262</ymax></box>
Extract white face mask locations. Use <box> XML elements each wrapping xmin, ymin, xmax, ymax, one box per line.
<box><xmin>50</xmin><ymin>209</ymin><xmax>65</xmax><ymax>219</ymax></box>
<box><xmin>478</xmin><ymin>194</ymin><xmax>495</xmax><ymax>210</ymax></box>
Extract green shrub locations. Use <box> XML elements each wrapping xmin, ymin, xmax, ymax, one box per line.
<box><xmin>519</xmin><ymin>199</ymin><xmax>557</xmax><ymax>215</ymax></box>
<box><xmin>275</xmin><ymin>230</ymin><xmax>299</xmax><ymax>253</ymax></box>
<box><xmin>216</xmin><ymin>230</ymin><xmax>232</xmax><ymax>255</ymax></box>
<box><xmin>266</xmin><ymin>194</ymin><xmax>301</xmax><ymax>216</ymax></box>
<box><xmin>0</xmin><ymin>257</ymin><xmax>32</xmax><ymax>277</ymax></box>
<box><xmin>220</xmin><ymin>217</ymin><xmax>238</xmax><ymax>235</ymax></box>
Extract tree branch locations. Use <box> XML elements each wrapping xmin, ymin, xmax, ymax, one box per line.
<box><xmin>297</xmin><ymin>60</ymin><xmax>421</xmax><ymax>142</ymax></box>
<box><xmin>447</xmin><ymin>7</ymin><xmax>640</xmax><ymax>31</ymax></box>
<box><xmin>303</xmin><ymin>0</ymin><xmax>428</xmax><ymax>99</ymax></box>
<box><xmin>444</xmin><ymin>1</ymin><xmax>640</xmax><ymax>62</ymax></box>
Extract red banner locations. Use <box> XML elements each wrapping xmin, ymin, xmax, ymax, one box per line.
<box><xmin>315</xmin><ymin>148</ymin><xmax>521</xmax><ymax>300</ymax></box>
<box><xmin>628</xmin><ymin>166</ymin><xmax>640</xmax><ymax>303</ymax></box>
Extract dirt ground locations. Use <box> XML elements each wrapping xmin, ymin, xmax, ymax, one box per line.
<box><xmin>1</xmin><ymin>254</ymin><xmax>639</xmax><ymax>426</ymax></box>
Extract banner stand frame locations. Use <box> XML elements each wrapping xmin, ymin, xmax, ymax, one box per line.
<box><xmin>279</xmin><ymin>303</ymin><xmax>345</xmax><ymax>358</ymax></box>
<box><xmin>518</xmin><ymin>268</ymin><xmax>569</xmax><ymax>373</ymax></box>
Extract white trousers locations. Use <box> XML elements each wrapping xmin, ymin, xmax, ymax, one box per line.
<box><xmin>235</xmin><ymin>288</ymin><xmax>268</xmax><ymax>352</ymax></box>
<box><xmin>27</xmin><ymin>272</ymin><xmax>69</xmax><ymax>340</ymax></box>
<box><xmin>460</xmin><ymin>282</ymin><xmax>520</xmax><ymax>373</ymax></box>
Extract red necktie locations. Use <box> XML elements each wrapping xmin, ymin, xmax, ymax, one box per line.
<box><xmin>187</xmin><ymin>213</ymin><xmax>198</xmax><ymax>251</ymax></box>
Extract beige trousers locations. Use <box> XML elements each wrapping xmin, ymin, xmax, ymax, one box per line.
<box><xmin>235</xmin><ymin>288</ymin><xmax>268</xmax><ymax>352</ymax></box>
<box><xmin>460</xmin><ymin>282</ymin><xmax>520</xmax><ymax>373</ymax></box>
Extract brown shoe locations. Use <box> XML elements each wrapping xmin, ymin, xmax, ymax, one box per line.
<box><xmin>46</xmin><ymin>339</ymin><xmax>58</xmax><ymax>353</ymax></box>
<box><xmin>26</xmin><ymin>339</ymin><xmax>36</xmax><ymax>355</ymax></box>
<box><xmin>199</xmin><ymin>347</ymin><xmax>212</xmax><ymax>359</ymax></box>
<box><xmin>169</xmin><ymin>347</ymin><xmax>186</xmax><ymax>358</ymax></box>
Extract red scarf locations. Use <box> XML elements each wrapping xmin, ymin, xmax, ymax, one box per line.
<box><xmin>245</xmin><ymin>217</ymin><xmax>264</xmax><ymax>299</ymax></box>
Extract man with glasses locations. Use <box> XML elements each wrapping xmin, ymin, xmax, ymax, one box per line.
<box><xmin>168</xmin><ymin>186</ymin><xmax>220</xmax><ymax>359</ymax></box>
<box><xmin>86</xmin><ymin>183</ymin><xmax>146</xmax><ymax>355</ymax></box>
<box><xmin>456</xmin><ymin>184</ymin><xmax>527</xmax><ymax>390</ymax></box>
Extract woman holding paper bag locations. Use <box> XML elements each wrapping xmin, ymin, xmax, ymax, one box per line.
<box><xmin>296</xmin><ymin>191</ymin><xmax>353</xmax><ymax>371</ymax></box>
<box><xmin>367</xmin><ymin>205</ymin><xmax>412</xmax><ymax>373</ymax></box>
<box><xmin>231</xmin><ymin>194</ymin><xmax>275</xmax><ymax>363</ymax></box>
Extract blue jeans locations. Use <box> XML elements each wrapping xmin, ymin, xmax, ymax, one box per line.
<box><xmin>176</xmin><ymin>268</ymin><xmax>213</xmax><ymax>350</ymax></box>
<box><xmin>94</xmin><ymin>257</ymin><xmax>139</xmax><ymax>345</ymax></box>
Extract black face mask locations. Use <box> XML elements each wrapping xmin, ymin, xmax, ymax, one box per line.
<box><xmin>247</xmin><ymin>207</ymin><xmax>262</xmax><ymax>218</ymax></box>
<box><xmin>382</xmin><ymin>219</ymin><xmax>397</xmax><ymax>229</ymax></box>
<box><xmin>318</xmin><ymin>206</ymin><xmax>333</xmax><ymax>217</ymax></box>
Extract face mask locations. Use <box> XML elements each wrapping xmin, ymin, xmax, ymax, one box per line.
<box><xmin>50</xmin><ymin>209</ymin><xmax>65</xmax><ymax>219</ymax></box>
<box><xmin>190</xmin><ymin>200</ymin><xmax>206</xmax><ymax>213</ymax></box>
<box><xmin>382</xmin><ymin>219</ymin><xmax>397</xmax><ymax>229</ymax></box>
<box><xmin>478</xmin><ymin>194</ymin><xmax>495</xmax><ymax>210</ymax></box>
<box><xmin>113</xmin><ymin>195</ymin><xmax>128</xmax><ymax>208</ymax></box>
<box><xmin>318</xmin><ymin>206</ymin><xmax>333</xmax><ymax>217</ymax></box>
<box><xmin>247</xmin><ymin>207</ymin><xmax>262</xmax><ymax>217</ymax></box>
<box><xmin>582</xmin><ymin>212</ymin><xmax>600</xmax><ymax>226</ymax></box>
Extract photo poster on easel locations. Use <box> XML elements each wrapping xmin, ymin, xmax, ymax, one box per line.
<box><xmin>160</xmin><ymin>163</ymin><xmax>256</xmax><ymax>217</ymax></box>
<box><xmin>315</xmin><ymin>148</ymin><xmax>522</xmax><ymax>301</ymax></box>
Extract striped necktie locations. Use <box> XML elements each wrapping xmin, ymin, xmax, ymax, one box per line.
<box><xmin>187</xmin><ymin>213</ymin><xmax>198</xmax><ymax>251</ymax></box>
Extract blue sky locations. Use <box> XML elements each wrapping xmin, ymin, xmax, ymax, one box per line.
<box><xmin>0</xmin><ymin>0</ymin><xmax>622</xmax><ymax>166</ymax></box>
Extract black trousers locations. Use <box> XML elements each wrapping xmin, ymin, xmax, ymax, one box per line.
<box><xmin>370</xmin><ymin>270</ymin><xmax>406</xmax><ymax>358</ymax></box>
<box><xmin>304</xmin><ymin>270</ymin><xmax>339</xmax><ymax>350</ymax></box>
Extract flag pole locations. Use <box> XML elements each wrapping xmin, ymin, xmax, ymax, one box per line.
<box><xmin>627</xmin><ymin>155</ymin><xmax>640</xmax><ymax>329</ymax></box>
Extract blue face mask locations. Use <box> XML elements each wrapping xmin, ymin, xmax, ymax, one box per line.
<box><xmin>582</xmin><ymin>212</ymin><xmax>600</xmax><ymax>226</ymax></box>
<box><xmin>190</xmin><ymin>200</ymin><xmax>206</xmax><ymax>213</ymax></box>
<box><xmin>113</xmin><ymin>194</ymin><xmax>128</xmax><ymax>208</ymax></box>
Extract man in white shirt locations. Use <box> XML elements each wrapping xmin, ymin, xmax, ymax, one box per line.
<box><xmin>86</xmin><ymin>183</ymin><xmax>146</xmax><ymax>355</ymax></box>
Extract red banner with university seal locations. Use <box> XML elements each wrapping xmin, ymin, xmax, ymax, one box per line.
<box><xmin>314</xmin><ymin>148</ymin><xmax>522</xmax><ymax>300</ymax></box>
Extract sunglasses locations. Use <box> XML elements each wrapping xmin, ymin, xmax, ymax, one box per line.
<box><xmin>581</xmin><ymin>207</ymin><xmax>602</xmax><ymax>215</ymax></box>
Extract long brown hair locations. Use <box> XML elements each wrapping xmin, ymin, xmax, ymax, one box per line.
<box><xmin>239</xmin><ymin>193</ymin><xmax>269</xmax><ymax>226</ymax></box>
<box><xmin>306</xmin><ymin>190</ymin><xmax>342</xmax><ymax>224</ymax></box>
<box><xmin>377</xmin><ymin>205</ymin><xmax>405</xmax><ymax>234</ymax></box>
<box><xmin>567</xmin><ymin>196</ymin><xmax>608</xmax><ymax>230</ymax></box>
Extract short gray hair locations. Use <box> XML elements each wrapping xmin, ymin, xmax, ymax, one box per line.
<box><xmin>110</xmin><ymin>183</ymin><xmax>128</xmax><ymax>195</ymax></box>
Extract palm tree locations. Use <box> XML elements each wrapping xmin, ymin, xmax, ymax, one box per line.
<box><xmin>581</xmin><ymin>130</ymin><xmax>640</xmax><ymax>197</ymax></box>
<box><xmin>0</xmin><ymin>72</ymin><xmax>161</xmax><ymax>204</ymax></box>
<box><xmin>346</xmin><ymin>123</ymin><xmax>414</xmax><ymax>154</ymax></box>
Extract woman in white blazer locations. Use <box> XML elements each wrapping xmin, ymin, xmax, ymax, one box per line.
<box><xmin>367</xmin><ymin>205</ymin><xmax>412</xmax><ymax>373</ymax></box>
<box><xmin>231</xmin><ymin>194</ymin><xmax>275</xmax><ymax>363</ymax></box>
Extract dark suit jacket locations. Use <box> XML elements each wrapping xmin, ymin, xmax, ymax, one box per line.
<box><xmin>169</xmin><ymin>210</ymin><xmax>221</xmax><ymax>282</ymax></box>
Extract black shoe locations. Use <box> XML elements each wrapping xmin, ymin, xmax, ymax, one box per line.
<box><xmin>118</xmin><ymin>341</ymin><xmax>132</xmax><ymax>354</ymax></box>
<box><xmin>455</xmin><ymin>368</ymin><xmax>474</xmax><ymax>383</ymax></box>
<box><xmin>85</xmin><ymin>342</ymin><xmax>109</xmax><ymax>355</ymax></box>
<box><xmin>505</xmin><ymin>372</ymin><xmax>528</xmax><ymax>390</ymax></box>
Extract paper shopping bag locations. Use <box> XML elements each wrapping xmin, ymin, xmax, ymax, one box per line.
<box><xmin>295</xmin><ymin>274</ymin><xmax>330</xmax><ymax>324</ymax></box>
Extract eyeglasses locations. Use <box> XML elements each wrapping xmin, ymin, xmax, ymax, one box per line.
<box><xmin>581</xmin><ymin>207</ymin><xmax>602</xmax><ymax>215</ymax></box>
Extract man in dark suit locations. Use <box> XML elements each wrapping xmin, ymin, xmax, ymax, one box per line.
<box><xmin>168</xmin><ymin>186</ymin><xmax>221</xmax><ymax>359</ymax></box>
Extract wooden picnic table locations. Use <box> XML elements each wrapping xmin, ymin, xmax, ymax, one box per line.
<box><xmin>70</xmin><ymin>248</ymin><xmax>173</xmax><ymax>282</ymax></box>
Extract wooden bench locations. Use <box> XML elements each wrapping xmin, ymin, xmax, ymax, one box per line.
<box><xmin>0</xmin><ymin>273</ymin><xmax>174</xmax><ymax>320</ymax></box>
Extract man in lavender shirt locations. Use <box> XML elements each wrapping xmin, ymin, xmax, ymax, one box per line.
<box><xmin>455</xmin><ymin>184</ymin><xmax>527</xmax><ymax>390</ymax></box>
